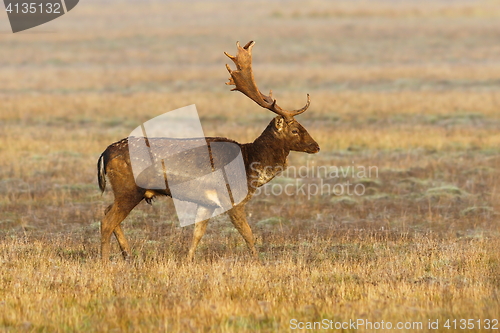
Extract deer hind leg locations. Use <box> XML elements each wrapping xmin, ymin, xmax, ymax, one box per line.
<box><xmin>113</xmin><ymin>224</ymin><xmax>131</xmax><ymax>260</ymax></box>
<box><xmin>228</xmin><ymin>204</ymin><xmax>258</xmax><ymax>259</ymax></box>
<box><xmin>101</xmin><ymin>195</ymin><xmax>142</xmax><ymax>261</ymax></box>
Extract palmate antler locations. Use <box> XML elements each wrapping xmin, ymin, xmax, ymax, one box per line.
<box><xmin>225</xmin><ymin>41</ymin><xmax>310</xmax><ymax>122</ymax></box>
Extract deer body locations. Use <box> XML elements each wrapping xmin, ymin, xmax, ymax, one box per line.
<box><xmin>98</xmin><ymin>41</ymin><xmax>319</xmax><ymax>261</ymax></box>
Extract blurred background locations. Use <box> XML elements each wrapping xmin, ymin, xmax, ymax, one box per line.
<box><xmin>1</xmin><ymin>0</ymin><xmax>500</xmax><ymax>246</ymax></box>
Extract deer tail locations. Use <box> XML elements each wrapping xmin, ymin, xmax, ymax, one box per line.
<box><xmin>97</xmin><ymin>152</ymin><xmax>107</xmax><ymax>193</ymax></box>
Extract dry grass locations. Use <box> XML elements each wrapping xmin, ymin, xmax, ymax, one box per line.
<box><xmin>1</xmin><ymin>236</ymin><xmax>499</xmax><ymax>332</ymax></box>
<box><xmin>1</xmin><ymin>0</ymin><xmax>500</xmax><ymax>332</ymax></box>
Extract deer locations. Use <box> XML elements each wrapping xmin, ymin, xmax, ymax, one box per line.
<box><xmin>97</xmin><ymin>41</ymin><xmax>320</xmax><ymax>262</ymax></box>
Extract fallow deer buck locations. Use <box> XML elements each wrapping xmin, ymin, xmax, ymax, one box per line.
<box><xmin>97</xmin><ymin>41</ymin><xmax>320</xmax><ymax>261</ymax></box>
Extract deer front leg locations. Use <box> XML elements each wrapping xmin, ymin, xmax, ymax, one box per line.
<box><xmin>228</xmin><ymin>204</ymin><xmax>258</xmax><ymax>259</ymax></box>
<box><xmin>187</xmin><ymin>218</ymin><xmax>209</xmax><ymax>261</ymax></box>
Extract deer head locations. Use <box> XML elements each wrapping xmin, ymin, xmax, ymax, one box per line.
<box><xmin>225</xmin><ymin>41</ymin><xmax>320</xmax><ymax>154</ymax></box>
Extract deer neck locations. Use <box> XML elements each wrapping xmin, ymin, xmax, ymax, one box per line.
<box><xmin>251</xmin><ymin>123</ymin><xmax>289</xmax><ymax>165</ymax></box>
<box><xmin>242</xmin><ymin>126</ymin><xmax>289</xmax><ymax>188</ymax></box>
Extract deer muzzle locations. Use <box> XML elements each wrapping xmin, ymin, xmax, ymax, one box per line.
<box><xmin>306</xmin><ymin>143</ymin><xmax>320</xmax><ymax>154</ymax></box>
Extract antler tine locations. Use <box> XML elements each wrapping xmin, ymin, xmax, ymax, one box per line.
<box><xmin>225</xmin><ymin>40</ymin><xmax>310</xmax><ymax>121</ymax></box>
<box><xmin>289</xmin><ymin>93</ymin><xmax>311</xmax><ymax>116</ymax></box>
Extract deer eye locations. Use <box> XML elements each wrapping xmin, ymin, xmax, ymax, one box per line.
<box><xmin>291</xmin><ymin>129</ymin><xmax>299</xmax><ymax>134</ymax></box>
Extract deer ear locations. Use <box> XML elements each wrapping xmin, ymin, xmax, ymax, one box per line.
<box><xmin>274</xmin><ymin>116</ymin><xmax>285</xmax><ymax>131</ymax></box>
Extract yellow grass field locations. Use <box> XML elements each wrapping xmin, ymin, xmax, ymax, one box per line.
<box><xmin>0</xmin><ymin>0</ymin><xmax>499</xmax><ymax>331</ymax></box>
